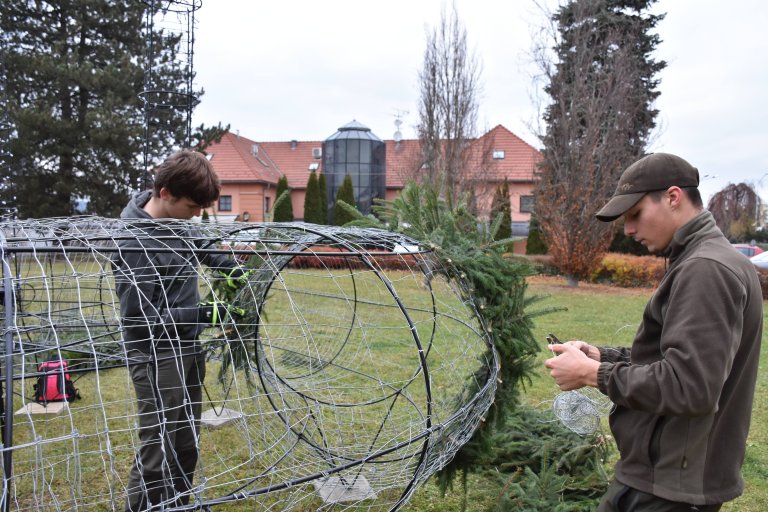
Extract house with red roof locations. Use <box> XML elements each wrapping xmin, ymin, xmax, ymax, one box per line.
<box><xmin>204</xmin><ymin>122</ymin><xmax>541</xmax><ymax>241</ymax></box>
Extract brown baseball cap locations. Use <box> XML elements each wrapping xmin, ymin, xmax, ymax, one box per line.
<box><xmin>595</xmin><ymin>153</ymin><xmax>700</xmax><ymax>222</ymax></box>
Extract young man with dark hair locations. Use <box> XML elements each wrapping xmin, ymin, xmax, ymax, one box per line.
<box><xmin>113</xmin><ymin>149</ymin><xmax>247</xmax><ymax>511</ymax></box>
<box><xmin>545</xmin><ymin>153</ymin><xmax>762</xmax><ymax>511</ymax></box>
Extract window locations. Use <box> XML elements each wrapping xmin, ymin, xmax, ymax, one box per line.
<box><xmin>492</xmin><ymin>150</ymin><xmax>505</xmax><ymax>160</ymax></box>
<box><xmin>308</xmin><ymin>162</ymin><xmax>319</xmax><ymax>171</ymax></box>
<box><xmin>520</xmin><ymin>195</ymin><xmax>534</xmax><ymax>213</ymax></box>
<box><xmin>218</xmin><ymin>195</ymin><xmax>232</xmax><ymax>212</ymax></box>
<box><xmin>264</xmin><ymin>196</ymin><xmax>271</xmax><ymax>216</ymax></box>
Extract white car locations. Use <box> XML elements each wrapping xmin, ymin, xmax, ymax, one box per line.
<box><xmin>749</xmin><ymin>251</ymin><xmax>768</xmax><ymax>269</ymax></box>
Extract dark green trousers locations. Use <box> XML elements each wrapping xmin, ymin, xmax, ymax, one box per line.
<box><xmin>598</xmin><ymin>479</ymin><xmax>722</xmax><ymax>512</ymax></box>
<box><xmin>124</xmin><ymin>350</ymin><xmax>206</xmax><ymax>511</ymax></box>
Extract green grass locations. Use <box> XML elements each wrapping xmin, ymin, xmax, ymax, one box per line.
<box><xmin>7</xmin><ymin>265</ymin><xmax>765</xmax><ymax>510</ymax></box>
<box><xmin>402</xmin><ymin>277</ymin><xmax>767</xmax><ymax>511</ymax></box>
<box><xmin>7</xmin><ymin>265</ymin><xmax>492</xmax><ymax>511</ymax></box>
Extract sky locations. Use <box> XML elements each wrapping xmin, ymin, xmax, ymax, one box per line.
<box><xmin>191</xmin><ymin>0</ymin><xmax>768</xmax><ymax>203</ymax></box>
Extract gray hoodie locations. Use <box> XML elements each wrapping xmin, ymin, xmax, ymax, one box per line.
<box><xmin>113</xmin><ymin>191</ymin><xmax>237</xmax><ymax>353</ymax></box>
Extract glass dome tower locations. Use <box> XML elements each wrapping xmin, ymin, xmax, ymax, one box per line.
<box><xmin>322</xmin><ymin>120</ymin><xmax>386</xmax><ymax>221</ymax></box>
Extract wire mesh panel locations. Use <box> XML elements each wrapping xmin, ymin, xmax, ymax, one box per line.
<box><xmin>0</xmin><ymin>217</ymin><xmax>497</xmax><ymax>511</ymax></box>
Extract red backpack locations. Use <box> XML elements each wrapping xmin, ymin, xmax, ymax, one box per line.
<box><xmin>34</xmin><ymin>360</ymin><xmax>80</xmax><ymax>404</ymax></box>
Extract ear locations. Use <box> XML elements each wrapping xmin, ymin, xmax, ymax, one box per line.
<box><xmin>666</xmin><ymin>186</ymin><xmax>683</xmax><ymax>210</ymax></box>
<box><xmin>158</xmin><ymin>187</ymin><xmax>172</xmax><ymax>200</ymax></box>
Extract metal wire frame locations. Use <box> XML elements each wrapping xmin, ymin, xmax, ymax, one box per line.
<box><xmin>0</xmin><ymin>217</ymin><xmax>498</xmax><ymax>511</ymax></box>
<box><xmin>140</xmin><ymin>0</ymin><xmax>200</xmax><ymax>190</ymax></box>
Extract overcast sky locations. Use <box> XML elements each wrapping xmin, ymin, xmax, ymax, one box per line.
<box><xmin>191</xmin><ymin>0</ymin><xmax>768</xmax><ymax>202</ymax></box>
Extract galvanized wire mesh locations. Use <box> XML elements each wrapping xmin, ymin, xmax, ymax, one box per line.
<box><xmin>1</xmin><ymin>217</ymin><xmax>497</xmax><ymax>511</ymax></box>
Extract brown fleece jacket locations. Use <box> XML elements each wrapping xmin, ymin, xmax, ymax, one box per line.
<box><xmin>596</xmin><ymin>210</ymin><xmax>763</xmax><ymax>505</ymax></box>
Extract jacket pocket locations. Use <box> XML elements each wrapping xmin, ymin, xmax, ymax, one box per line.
<box><xmin>648</xmin><ymin>415</ymin><xmax>667</xmax><ymax>467</ymax></box>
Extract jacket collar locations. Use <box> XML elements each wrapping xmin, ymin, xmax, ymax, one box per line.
<box><xmin>663</xmin><ymin>210</ymin><xmax>720</xmax><ymax>264</ymax></box>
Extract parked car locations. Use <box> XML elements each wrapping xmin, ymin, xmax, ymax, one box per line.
<box><xmin>732</xmin><ymin>243</ymin><xmax>764</xmax><ymax>257</ymax></box>
<box><xmin>750</xmin><ymin>251</ymin><xmax>768</xmax><ymax>269</ymax></box>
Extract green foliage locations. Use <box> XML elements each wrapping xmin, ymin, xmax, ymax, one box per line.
<box><xmin>490</xmin><ymin>180</ymin><xmax>512</xmax><ymax>241</ymax></box>
<box><xmin>318</xmin><ymin>172</ymin><xmax>328</xmax><ymax>224</ymax></box>
<box><xmin>486</xmin><ymin>407</ymin><xmax>608</xmax><ymax>511</ymax></box>
<box><xmin>367</xmin><ymin>181</ymin><xmax>602</xmax><ymax>507</ymax></box>
<box><xmin>203</xmin><ymin>255</ymin><xmax>265</xmax><ymax>387</ymax></box>
<box><xmin>272</xmin><ymin>176</ymin><xmax>293</xmax><ymax>222</ymax></box>
<box><xmin>303</xmin><ymin>171</ymin><xmax>324</xmax><ymax>224</ymax></box>
<box><xmin>0</xmin><ymin>1</ymin><xmax>221</xmax><ymax>217</ymax></box>
<box><xmin>525</xmin><ymin>215</ymin><xmax>548</xmax><ymax>255</ymax></box>
<box><xmin>194</xmin><ymin>122</ymin><xmax>230</xmax><ymax>153</ymax></box>
<box><xmin>334</xmin><ymin>174</ymin><xmax>356</xmax><ymax>226</ymax></box>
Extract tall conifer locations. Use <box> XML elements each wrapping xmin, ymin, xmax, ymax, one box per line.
<box><xmin>334</xmin><ymin>174</ymin><xmax>356</xmax><ymax>226</ymax></box>
<box><xmin>273</xmin><ymin>175</ymin><xmax>293</xmax><ymax>222</ymax></box>
<box><xmin>303</xmin><ymin>170</ymin><xmax>323</xmax><ymax>224</ymax></box>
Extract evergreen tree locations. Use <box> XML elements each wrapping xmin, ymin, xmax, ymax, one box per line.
<box><xmin>334</xmin><ymin>174</ymin><xmax>356</xmax><ymax>226</ymax></box>
<box><xmin>533</xmin><ymin>0</ymin><xmax>665</xmax><ymax>285</ymax></box>
<box><xmin>273</xmin><ymin>175</ymin><xmax>293</xmax><ymax>222</ymax></box>
<box><xmin>317</xmin><ymin>171</ymin><xmax>328</xmax><ymax>224</ymax></box>
<box><xmin>1</xmin><ymin>1</ymin><xmax>207</xmax><ymax>217</ymax></box>
<box><xmin>303</xmin><ymin>170</ymin><xmax>323</xmax><ymax>224</ymax></box>
<box><xmin>489</xmin><ymin>179</ymin><xmax>512</xmax><ymax>241</ymax></box>
<box><xmin>525</xmin><ymin>214</ymin><xmax>549</xmax><ymax>255</ymax></box>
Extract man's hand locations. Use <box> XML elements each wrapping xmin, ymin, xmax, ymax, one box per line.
<box><xmin>566</xmin><ymin>340</ymin><xmax>601</xmax><ymax>361</ymax></box>
<box><xmin>544</xmin><ymin>343</ymin><xmax>600</xmax><ymax>391</ymax></box>
<box><xmin>198</xmin><ymin>300</ymin><xmax>246</xmax><ymax>326</ymax></box>
<box><xmin>223</xmin><ymin>267</ymin><xmax>252</xmax><ymax>289</ymax></box>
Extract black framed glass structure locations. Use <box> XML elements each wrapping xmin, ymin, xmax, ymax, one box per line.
<box><xmin>322</xmin><ymin>120</ymin><xmax>386</xmax><ymax>221</ymax></box>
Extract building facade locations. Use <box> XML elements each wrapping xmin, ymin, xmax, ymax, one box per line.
<box><xmin>204</xmin><ymin>122</ymin><xmax>541</xmax><ymax>237</ymax></box>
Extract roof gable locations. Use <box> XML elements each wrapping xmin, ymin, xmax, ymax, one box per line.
<box><xmin>205</xmin><ymin>132</ymin><xmax>282</xmax><ymax>184</ymax></box>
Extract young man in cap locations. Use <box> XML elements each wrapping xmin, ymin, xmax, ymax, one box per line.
<box><xmin>113</xmin><ymin>149</ymin><xmax>248</xmax><ymax>511</ymax></box>
<box><xmin>544</xmin><ymin>153</ymin><xmax>762</xmax><ymax>511</ymax></box>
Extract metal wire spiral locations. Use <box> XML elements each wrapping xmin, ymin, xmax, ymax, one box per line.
<box><xmin>552</xmin><ymin>388</ymin><xmax>614</xmax><ymax>436</ymax></box>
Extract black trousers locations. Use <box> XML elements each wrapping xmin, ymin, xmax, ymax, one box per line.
<box><xmin>598</xmin><ymin>479</ymin><xmax>722</xmax><ymax>512</ymax></box>
<box><xmin>125</xmin><ymin>350</ymin><xmax>206</xmax><ymax>512</ymax></box>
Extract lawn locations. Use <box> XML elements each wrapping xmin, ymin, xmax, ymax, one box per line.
<box><xmin>5</xmin><ymin>265</ymin><xmax>765</xmax><ymax>511</ymax></box>
<box><xmin>402</xmin><ymin>275</ymin><xmax>767</xmax><ymax>511</ymax></box>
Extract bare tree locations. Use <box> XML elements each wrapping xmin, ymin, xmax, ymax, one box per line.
<box><xmin>708</xmin><ymin>182</ymin><xmax>761</xmax><ymax>241</ymax></box>
<box><xmin>532</xmin><ymin>0</ymin><xmax>665</xmax><ymax>285</ymax></box>
<box><xmin>417</xmin><ymin>4</ymin><xmax>482</xmax><ymax>209</ymax></box>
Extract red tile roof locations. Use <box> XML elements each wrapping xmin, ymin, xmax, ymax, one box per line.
<box><xmin>384</xmin><ymin>139</ymin><xmax>423</xmax><ymax>189</ymax></box>
<box><xmin>258</xmin><ymin>140</ymin><xmax>324</xmax><ymax>189</ymax></box>
<box><xmin>466</xmin><ymin>125</ymin><xmax>542</xmax><ymax>183</ymax></box>
<box><xmin>205</xmin><ymin>132</ymin><xmax>282</xmax><ymax>185</ymax></box>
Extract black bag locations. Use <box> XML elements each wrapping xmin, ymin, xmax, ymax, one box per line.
<box><xmin>34</xmin><ymin>360</ymin><xmax>80</xmax><ymax>404</ymax></box>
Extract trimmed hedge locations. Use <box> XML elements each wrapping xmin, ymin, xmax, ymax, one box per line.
<box><xmin>590</xmin><ymin>253</ymin><xmax>665</xmax><ymax>287</ymax></box>
<box><xmin>527</xmin><ymin>253</ymin><xmax>665</xmax><ymax>288</ymax></box>
<box><xmin>531</xmin><ymin>253</ymin><xmax>768</xmax><ymax>299</ymax></box>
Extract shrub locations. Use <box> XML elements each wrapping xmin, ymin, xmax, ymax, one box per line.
<box><xmin>589</xmin><ymin>253</ymin><xmax>664</xmax><ymax>288</ymax></box>
<box><xmin>756</xmin><ymin>268</ymin><xmax>768</xmax><ymax>300</ymax></box>
<box><xmin>524</xmin><ymin>254</ymin><xmax>559</xmax><ymax>276</ymax></box>
<box><xmin>525</xmin><ymin>215</ymin><xmax>548</xmax><ymax>255</ymax></box>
